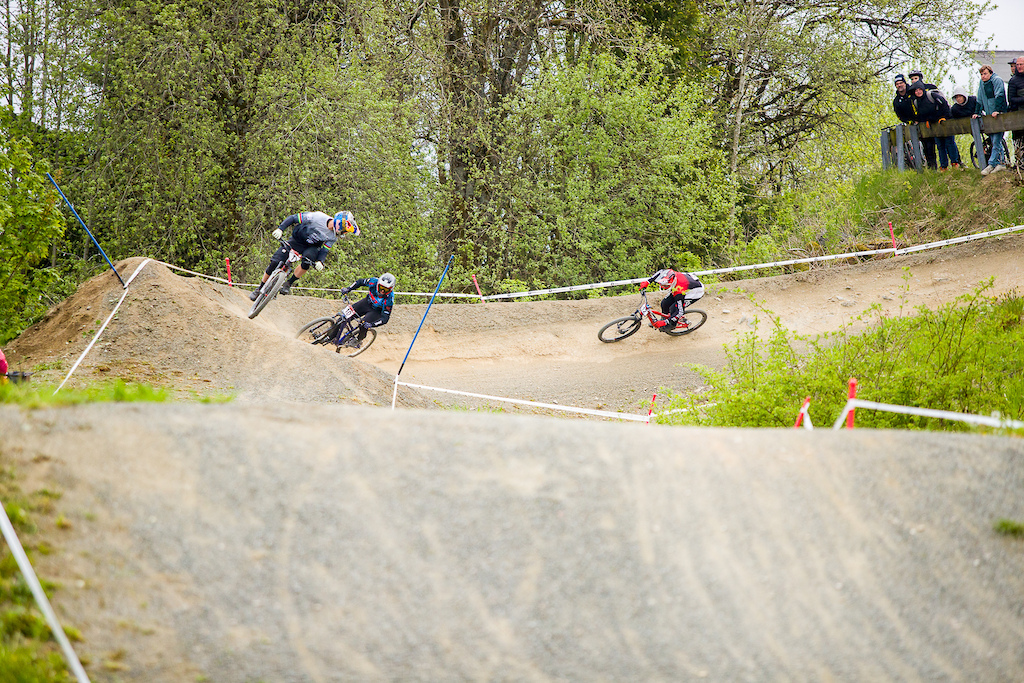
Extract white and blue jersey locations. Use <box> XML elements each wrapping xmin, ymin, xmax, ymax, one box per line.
<box><xmin>348</xmin><ymin>277</ymin><xmax>394</xmax><ymax>324</ymax></box>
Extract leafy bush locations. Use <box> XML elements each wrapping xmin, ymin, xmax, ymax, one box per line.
<box><xmin>0</xmin><ymin>645</ymin><xmax>70</xmax><ymax>682</ymax></box>
<box><xmin>0</xmin><ymin>380</ymin><xmax>168</xmax><ymax>407</ymax></box>
<box><xmin>660</xmin><ymin>278</ymin><xmax>1024</xmax><ymax>431</ymax></box>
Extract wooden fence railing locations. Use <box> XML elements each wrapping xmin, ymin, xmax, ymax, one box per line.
<box><xmin>881</xmin><ymin>109</ymin><xmax>1024</xmax><ymax>172</ymax></box>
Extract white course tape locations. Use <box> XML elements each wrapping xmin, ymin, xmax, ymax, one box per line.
<box><xmin>0</xmin><ymin>500</ymin><xmax>91</xmax><ymax>682</ymax></box>
<box><xmin>55</xmin><ymin>259</ymin><xmax>152</xmax><ymax>394</ymax></box>
<box><xmin>471</xmin><ymin>224</ymin><xmax>1024</xmax><ymax>300</ymax></box>
<box><xmin>151</xmin><ymin>224</ymin><xmax>1024</xmax><ymax>300</ymax></box>
<box><xmin>395</xmin><ymin>380</ymin><xmax>651</xmax><ymax>422</ymax></box>
<box><xmin>832</xmin><ymin>398</ymin><xmax>1024</xmax><ymax>431</ymax></box>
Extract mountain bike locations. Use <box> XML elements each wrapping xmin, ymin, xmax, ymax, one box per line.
<box><xmin>295</xmin><ymin>296</ymin><xmax>377</xmax><ymax>357</ymax></box>
<box><xmin>2</xmin><ymin>371</ymin><xmax>31</xmax><ymax>384</ymax></box>
<box><xmin>248</xmin><ymin>239</ymin><xmax>302</xmax><ymax>319</ymax></box>
<box><xmin>598</xmin><ymin>290</ymin><xmax>707</xmax><ymax>343</ymax></box>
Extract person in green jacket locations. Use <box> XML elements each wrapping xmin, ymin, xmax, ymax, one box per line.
<box><xmin>976</xmin><ymin>64</ymin><xmax>1009</xmax><ymax>175</ymax></box>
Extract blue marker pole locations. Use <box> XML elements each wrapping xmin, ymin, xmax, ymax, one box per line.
<box><xmin>47</xmin><ymin>173</ymin><xmax>126</xmax><ymax>288</ymax></box>
<box><xmin>391</xmin><ymin>254</ymin><xmax>455</xmax><ymax>409</ymax></box>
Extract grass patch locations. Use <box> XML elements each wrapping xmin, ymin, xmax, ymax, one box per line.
<box><xmin>0</xmin><ymin>465</ymin><xmax>74</xmax><ymax>681</ymax></box>
<box><xmin>659</xmin><ymin>278</ymin><xmax>1024</xmax><ymax>431</ymax></box>
<box><xmin>994</xmin><ymin>519</ymin><xmax>1024</xmax><ymax>537</ymax></box>
<box><xmin>0</xmin><ymin>380</ymin><xmax>169</xmax><ymax>407</ymax></box>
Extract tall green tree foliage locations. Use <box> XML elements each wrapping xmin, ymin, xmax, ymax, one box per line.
<box><xmin>0</xmin><ymin>108</ymin><xmax>64</xmax><ymax>342</ymax></box>
<box><xmin>391</xmin><ymin>0</ymin><xmax>633</xmax><ymax>270</ymax></box>
<box><xmin>75</xmin><ymin>0</ymin><xmax>434</xmax><ymax>284</ymax></box>
<box><xmin>467</xmin><ymin>49</ymin><xmax>734</xmax><ymax>290</ymax></box>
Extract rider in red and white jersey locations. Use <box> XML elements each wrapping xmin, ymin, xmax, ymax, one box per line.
<box><xmin>639</xmin><ymin>268</ymin><xmax>705</xmax><ymax>330</ymax></box>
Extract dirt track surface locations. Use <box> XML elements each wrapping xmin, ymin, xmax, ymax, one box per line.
<box><xmin>2</xmin><ymin>404</ymin><xmax>1023</xmax><ymax>681</ymax></box>
<box><xmin>2</xmin><ymin>234</ymin><xmax>1024</xmax><ymax>680</ymax></box>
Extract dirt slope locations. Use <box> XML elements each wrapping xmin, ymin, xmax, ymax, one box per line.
<box><xmin>1</xmin><ymin>405</ymin><xmax>1023</xmax><ymax>681</ymax></box>
<box><xmin>1</xmin><ymin>234</ymin><xmax>1024</xmax><ymax>681</ymax></box>
<box><xmin>7</xmin><ymin>232</ymin><xmax>1024</xmax><ymax>414</ymax></box>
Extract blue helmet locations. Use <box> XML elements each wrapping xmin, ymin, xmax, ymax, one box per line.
<box><xmin>334</xmin><ymin>211</ymin><xmax>360</xmax><ymax>236</ymax></box>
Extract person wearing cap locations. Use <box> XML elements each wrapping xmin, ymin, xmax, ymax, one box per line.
<box><xmin>1006</xmin><ymin>56</ymin><xmax>1024</xmax><ymax>164</ymax></box>
<box><xmin>892</xmin><ymin>74</ymin><xmax>916</xmax><ymax>123</ymax></box>
<box><xmin>977</xmin><ymin>64</ymin><xmax>1009</xmax><ymax>175</ymax></box>
<box><xmin>906</xmin><ymin>70</ymin><xmax>939</xmax><ymax>169</ymax></box>
<box><xmin>250</xmin><ymin>210</ymin><xmax>361</xmax><ymax>300</ymax></box>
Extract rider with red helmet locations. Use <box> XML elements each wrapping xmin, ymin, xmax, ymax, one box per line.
<box><xmin>250</xmin><ymin>210</ymin><xmax>360</xmax><ymax>300</ymax></box>
<box><xmin>639</xmin><ymin>268</ymin><xmax>705</xmax><ymax>330</ymax></box>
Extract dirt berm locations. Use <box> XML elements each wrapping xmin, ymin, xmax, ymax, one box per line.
<box><xmin>1</xmin><ymin>403</ymin><xmax>1023</xmax><ymax>681</ymax></box>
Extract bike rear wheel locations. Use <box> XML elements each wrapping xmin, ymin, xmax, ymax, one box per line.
<box><xmin>598</xmin><ymin>315</ymin><xmax>642</xmax><ymax>343</ymax></box>
<box><xmin>296</xmin><ymin>316</ymin><xmax>338</xmax><ymax>345</ymax></box>
<box><xmin>248</xmin><ymin>270</ymin><xmax>286</xmax><ymax>319</ymax></box>
<box><xmin>666</xmin><ymin>309</ymin><xmax>707</xmax><ymax>336</ymax></box>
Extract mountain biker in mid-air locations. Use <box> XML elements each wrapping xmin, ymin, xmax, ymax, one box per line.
<box><xmin>339</xmin><ymin>273</ymin><xmax>396</xmax><ymax>345</ymax></box>
<box><xmin>639</xmin><ymin>268</ymin><xmax>705</xmax><ymax>331</ymax></box>
<box><xmin>249</xmin><ymin>210</ymin><xmax>360</xmax><ymax>301</ymax></box>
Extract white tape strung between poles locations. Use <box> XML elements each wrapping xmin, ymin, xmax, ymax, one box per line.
<box><xmin>831</xmin><ymin>398</ymin><xmax>1024</xmax><ymax>431</ymax></box>
<box><xmin>152</xmin><ymin>224</ymin><xmax>1024</xmax><ymax>301</ymax></box>
<box><xmin>395</xmin><ymin>380</ymin><xmax>652</xmax><ymax>422</ymax></box>
<box><xmin>0</xmin><ymin>502</ymin><xmax>91</xmax><ymax>682</ymax></box>
<box><xmin>55</xmin><ymin>259</ymin><xmax>152</xmax><ymax>394</ymax></box>
<box><xmin>477</xmin><ymin>224</ymin><xmax>1024</xmax><ymax>301</ymax></box>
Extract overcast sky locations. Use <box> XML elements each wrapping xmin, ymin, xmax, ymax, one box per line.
<box><xmin>943</xmin><ymin>2</ymin><xmax>1024</xmax><ymax>90</ymax></box>
<box><xmin>975</xmin><ymin>2</ymin><xmax>1024</xmax><ymax>51</ymax></box>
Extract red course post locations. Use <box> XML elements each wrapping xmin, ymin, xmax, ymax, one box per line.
<box><xmin>794</xmin><ymin>396</ymin><xmax>811</xmax><ymax>428</ymax></box>
<box><xmin>471</xmin><ymin>275</ymin><xmax>485</xmax><ymax>304</ymax></box>
<box><xmin>846</xmin><ymin>377</ymin><xmax>858</xmax><ymax>429</ymax></box>
<box><xmin>888</xmin><ymin>221</ymin><xmax>898</xmax><ymax>255</ymax></box>
<box><xmin>225</xmin><ymin>258</ymin><xmax>233</xmax><ymax>286</ymax></box>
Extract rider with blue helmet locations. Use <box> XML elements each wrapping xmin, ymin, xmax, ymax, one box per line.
<box><xmin>250</xmin><ymin>210</ymin><xmax>360</xmax><ymax>300</ymax></box>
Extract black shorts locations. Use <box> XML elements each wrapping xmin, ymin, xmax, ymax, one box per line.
<box><xmin>267</xmin><ymin>238</ymin><xmax>321</xmax><ymax>273</ymax></box>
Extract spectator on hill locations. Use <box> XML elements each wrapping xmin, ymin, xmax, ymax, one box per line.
<box><xmin>907</xmin><ymin>70</ymin><xmax>939</xmax><ymax>169</ymax></box>
<box><xmin>1006</xmin><ymin>56</ymin><xmax>1024</xmax><ymax>164</ymax></box>
<box><xmin>909</xmin><ymin>80</ymin><xmax>960</xmax><ymax>170</ymax></box>
<box><xmin>892</xmin><ymin>74</ymin><xmax>915</xmax><ymax>123</ymax></box>
<box><xmin>950</xmin><ymin>85</ymin><xmax>982</xmax><ymax>119</ymax></box>
<box><xmin>977</xmin><ymin>64</ymin><xmax>1009</xmax><ymax>175</ymax></box>
<box><xmin>0</xmin><ymin>347</ymin><xmax>7</xmax><ymax>381</ymax></box>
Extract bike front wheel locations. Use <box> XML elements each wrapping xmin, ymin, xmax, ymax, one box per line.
<box><xmin>296</xmin><ymin>316</ymin><xmax>338</xmax><ymax>345</ymax></box>
<box><xmin>248</xmin><ymin>270</ymin><xmax>286</xmax><ymax>319</ymax></box>
<box><xmin>341</xmin><ymin>327</ymin><xmax>376</xmax><ymax>357</ymax></box>
<box><xmin>598</xmin><ymin>315</ymin><xmax>642</xmax><ymax>343</ymax></box>
<box><xmin>666</xmin><ymin>309</ymin><xmax>707</xmax><ymax>336</ymax></box>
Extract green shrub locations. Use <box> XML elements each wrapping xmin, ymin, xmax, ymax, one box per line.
<box><xmin>660</xmin><ymin>279</ymin><xmax>1024</xmax><ymax>431</ymax></box>
<box><xmin>0</xmin><ymin>645</ymin><xmax>70</xmax><ymax>682</ymax></box>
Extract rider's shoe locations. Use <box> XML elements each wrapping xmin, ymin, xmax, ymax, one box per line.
<box><xmin>249</xmin><ymin>289</ymin><xmax>260</xmax><ymax>301</ymax></box>
<box><xmin>280</xmin><ymin>281</ymin><xmax>292</xmax><ymax>295</ymax></box>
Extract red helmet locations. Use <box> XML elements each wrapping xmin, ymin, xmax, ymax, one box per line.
<box><xmin>653</xmin><ymin>269</ymin><xmax>676</xmax><ymax>287</ymax></box>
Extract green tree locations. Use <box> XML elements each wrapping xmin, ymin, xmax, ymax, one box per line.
<box><xmin>0</xmin><ymin>107</ymin><xmax>65</xmax><ymax>342</ymax></box>
<box><xmin>462</xmin><ymin>48</ymin><xmax>736</xmax><ymax>291</ymax></box>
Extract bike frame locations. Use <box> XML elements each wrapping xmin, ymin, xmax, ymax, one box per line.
<box><xmin>637</xmin><ymin>290</ymin><xmax>685</xmax><ymax>326</ymax></box>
